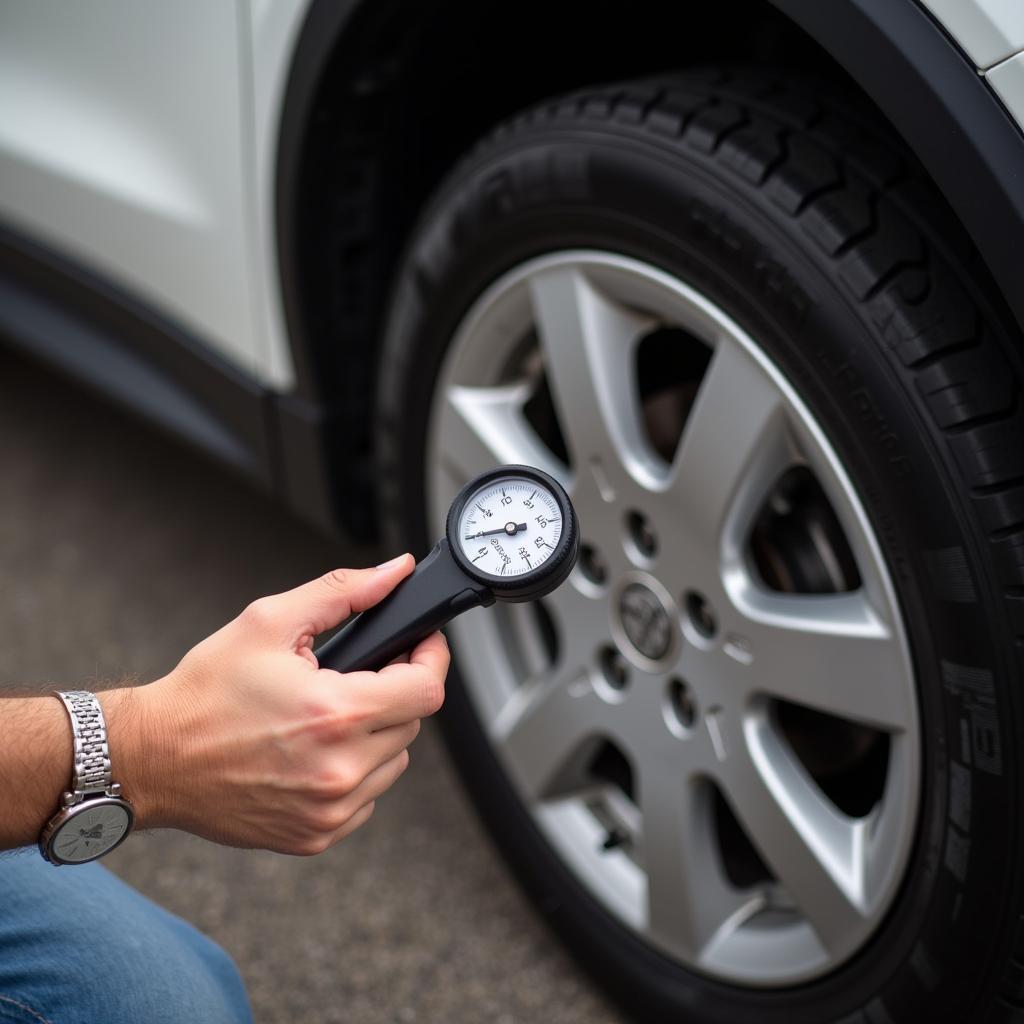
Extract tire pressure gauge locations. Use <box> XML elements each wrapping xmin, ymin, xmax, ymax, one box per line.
<box><xmin>315</xmin><ymin>465</ymin><xmax>579</xmax><ymax>673</ymax></box>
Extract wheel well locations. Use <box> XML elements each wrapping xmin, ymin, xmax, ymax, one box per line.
<box><xmin>277</xmin><ymin>0</ymin><xmax>1016</xmax><ymax>538</ymax></box>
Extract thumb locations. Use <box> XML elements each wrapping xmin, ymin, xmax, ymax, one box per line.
<box><xmin>252</xmin><ymin>555</ymin><xmax>415</xmax><ymax>642</ymax></box>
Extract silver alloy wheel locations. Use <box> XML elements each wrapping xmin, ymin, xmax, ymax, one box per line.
<box><xmin>426</xmin><ymin>251</ymin><xmax>920</xmax><ymax>986</ymax></box>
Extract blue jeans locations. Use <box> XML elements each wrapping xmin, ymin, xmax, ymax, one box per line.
<box><xmin>0</xmin><ymin>852</ymin><xmax>252</xmax><ymax>1024</ymax></box>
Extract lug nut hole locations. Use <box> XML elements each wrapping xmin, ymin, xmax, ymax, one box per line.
<box><xmin>579</xmin><ymin>542</ymin><xmax>608</xmax><ymax>586</ymax></box>
<box><xmin>626</xmin><ymin>510</ymin><xmax>658</xmax><ymax>560</ymax></box>
<box><xmin>668</xmin><ymin>678</ymin><xmax>698</xmax><ymax>730</ymax></box>
<box><xmin>685</xmin><ymin>590</ymin><xmax>717</xmax><ymax>639</ymax></box>
<box><xmin>599</xmin><ymin>646</ymin><xmax>630</xmax><ymax>691</ymax></box>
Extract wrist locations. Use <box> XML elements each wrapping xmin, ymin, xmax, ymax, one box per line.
<box><xmin>97</xmin><ymin>684</ymin><xmax>174</xmax><ymax>830</ymax></box>
<box><xmin>10</xmin><ymin>697</ymin><xmax>71</xmax><ymax>849</ymax></box>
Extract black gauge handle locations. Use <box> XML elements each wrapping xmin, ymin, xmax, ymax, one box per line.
<box><xmin>315</xmin><ymin>464</ymin><xmax>579</xmax><ymax>674</ymax></box>
<box><xmin>314</xmin><ymin>540</ymin><xmax>495</xmax><ymax>673</ymax></box>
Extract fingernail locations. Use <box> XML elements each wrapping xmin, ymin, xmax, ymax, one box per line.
<box><xmin>376</xmin><ymin>554</ymin><xmax>409</xmax><ymax>570</ymax></box>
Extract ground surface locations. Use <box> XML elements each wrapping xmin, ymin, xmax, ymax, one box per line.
<box><xmin>0</xmin><ymin>348</ymin><xmax>624</xmax><ymax>1024</ymax></box>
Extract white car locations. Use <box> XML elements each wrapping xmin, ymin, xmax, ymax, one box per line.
<box><xmin>3</xmin><ymin>2</ymin><xmax>1024</xmax><ymax>1021</ymax></box>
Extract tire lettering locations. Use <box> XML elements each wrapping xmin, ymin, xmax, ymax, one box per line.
<box><xmin>942</xmin><ymin>660</ymin><xmax>1002</xmax><ymax>776</ymax></box>
<box><xmin>944</xmin><ymin>824</ymin><xmax>970</xmax><ymax>884</ymax></box>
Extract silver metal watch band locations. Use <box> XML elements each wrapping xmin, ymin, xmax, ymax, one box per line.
<box><xmin>54</xmin><ymin>690</ymin><xmax>113</xmax><ymax>795</ymax></box>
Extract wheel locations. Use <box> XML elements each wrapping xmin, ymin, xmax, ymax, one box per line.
<box><xmin>376</xmin><ymin>68</ymin><xmax>1024</xmax><ymax>1022</ymax></box>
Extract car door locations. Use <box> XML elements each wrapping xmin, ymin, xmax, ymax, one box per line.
<box><xmin>0</xmin><ymin>0</ymin><xmax>265</xmax><ymax>377</ymax></box>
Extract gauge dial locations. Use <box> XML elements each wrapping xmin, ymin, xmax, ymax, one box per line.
<box><xmin>455</xmin><ymin>477</ymin><xmax>563</xmax><ymax>580</ymax></box>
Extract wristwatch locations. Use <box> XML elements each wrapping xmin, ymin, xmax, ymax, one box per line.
<box><xmin>39</xmin><ymin>690</ymin><xmax>134</xmax><ymax>865</ymax></box>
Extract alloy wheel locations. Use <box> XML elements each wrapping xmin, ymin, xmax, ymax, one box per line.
<box><xmin>426</xmin><ymin>250</ymin><xmax>920</xmax><ymax>986</ymax></box>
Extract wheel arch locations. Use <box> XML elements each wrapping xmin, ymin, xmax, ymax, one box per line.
<box><xmin>766</xmin><ymin>0</ymin><xmax>1024</xmax><ymax>336</ymax></box>
<box><xmin>274</xmin><ymin>0</ymin><xmax>1024</xmax><ymax>539</ymax></box>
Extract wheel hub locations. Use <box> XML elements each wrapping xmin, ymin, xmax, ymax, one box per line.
<box><xmin>618</xmin><ymin>581</ymin><xmax>672</xmax><ymax>661</ymax></box>
<box><xmin>614</xmin><ymin>577</ymin><xmax>677</xmax><ymax>666</ymax></box>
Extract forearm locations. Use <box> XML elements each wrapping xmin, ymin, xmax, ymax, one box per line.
<box><xmin>0</xmin><ymin>561</ymin><xmax>447</xmax><ymax>858</ymax></box>
<box><xmin>0</xmin><ymin>688</ymin><xmax>152</xmax><ymax>852</ymax></box>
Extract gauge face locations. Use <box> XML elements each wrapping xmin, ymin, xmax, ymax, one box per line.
<box><xmin>455</xmin><ymin>476</ymin><xmax>563</xmax><ymax>580</ymax></box>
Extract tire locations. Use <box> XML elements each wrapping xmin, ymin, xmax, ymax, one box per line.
<box><xmin>376</xmin><ymin>68</ymin><xmax>1024</xmax><ymax>1023</ymax></box>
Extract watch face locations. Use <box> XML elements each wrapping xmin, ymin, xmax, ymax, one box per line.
<box><xmin>50</xmin><ymin>800</ymin><xmax>132</xmax><ymax>864</ymax></box>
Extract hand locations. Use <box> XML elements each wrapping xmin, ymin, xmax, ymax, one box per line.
<box><xmin>108</xmin><ymin>557</ymin><xmax>448</xmax><ymax>856</ymax></box>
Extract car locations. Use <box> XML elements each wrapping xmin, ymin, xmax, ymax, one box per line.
<box><xmin>3</xmin><ymin>2</ymin><xmax>1024</xmax><ymax>1021</ymax></box>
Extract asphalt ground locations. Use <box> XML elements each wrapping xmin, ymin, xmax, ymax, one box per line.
<box><xmin>0</xmin><ymin>347</ymin><xmax>624</xmax><ymax>1024</ymax></box>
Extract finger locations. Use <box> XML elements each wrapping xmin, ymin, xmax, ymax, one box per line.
<box><xmin>244</xmin><ymin>556</ymin><xmax>415</xmax><ymax>644</ymax></box>
<box><xmin>327</xmin><ymin>800</ymin><xmax>376</xmax><ymax>848</ymax></box>
<box><xmin>296</xmin><ymin>634</ymin><xmax>318</xmax><ymax>667</ymax></box>
<box><xmin>311</xmin><ymin>721</ymin><xmax>420</xmax><ymax>799</ymax></box>
<box><xmin>331</xmin><ymin>750</ymin><xmax>410</xmax><ymax>822</ymax></box>
<box><xmin>331</xmin><ymin>652</ymin><xmax>447</xmax><ymax>729</ymax></box>
<box><xmin>398</xmin><ymin>630</ymin><xmax>451</xmax><ymax>681</ymax></box>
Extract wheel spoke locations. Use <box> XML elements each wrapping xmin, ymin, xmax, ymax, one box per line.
<box><xmin>543</xmin><ymin>572</ymin><xmax>609</xmax><ymax>660</ymax></box>
<box><xmin>727</xmin><ymin>589</ymin><xmax>913</xmax><ymax>732</ymax></box>
<box><xmin>437</xmin><ymin>383</ymin><xmax>567</xmax><ymax>486</ymax></box>
<box><xmin>501</xmin><ymin>601</ymin><xmax>559</xmax><ymax>680</ymax></box>
<box><xmin>723</xmin><ymin>716</ymin><xmax>871</xmax><ymax>954</ymax></box>
<box><xmin>667</xmin><ymin>338</ymin><xmax>797</xmax><ymax>552</ymax></box>
<box><xmin>489</xmin><ymin>571</ymin><xmax>616</xmax><ymax>800</ymax></box>
<box><xmin>491</xmin><ymin>662</ymin><xmax>610</xmax><ymax>801</ymax></box>
<box><xmin>528</xmin><ymin>266</ymin><xmax>659</xmax><ymax>490</ymax></box>
<box><xmin>640</xmin><ymin>768</ymin><xmax>762</xmax><ymax>961</ymax></box>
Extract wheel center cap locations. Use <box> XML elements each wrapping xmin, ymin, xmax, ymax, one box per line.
<box><xmin>618</xmin><ymin>582</ymin><xmax>673</xmax><ymax>662</ymax></box>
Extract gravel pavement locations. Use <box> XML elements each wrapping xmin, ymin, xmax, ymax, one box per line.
<box><xmin>0</xmin><ymin>348</ymin><xmax>625</xmax><ymax>1024</ymax></box>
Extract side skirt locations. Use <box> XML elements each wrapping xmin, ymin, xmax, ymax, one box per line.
<box><xmin>0</xmin><ymin>225</ymin><xmax>343</xmax><ymax>537</ymax></box>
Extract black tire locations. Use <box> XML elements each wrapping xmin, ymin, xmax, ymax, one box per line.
<box><xmin>376</xmin><ymin>68</ymin><xmax>1024</xmax><ymax>1023</ymax></box>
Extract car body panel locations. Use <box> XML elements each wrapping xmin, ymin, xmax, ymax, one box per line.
<box><xmin>919</xmin><ymin>0</ymin><xmax>1024</xmax><ymax>69</ymax></box>
<box><xmin>0</xmin><ymin>0</ymin><xmax>289</xmax><ymax>383</ymax></box>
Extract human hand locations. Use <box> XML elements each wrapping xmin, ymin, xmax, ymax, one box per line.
<box><xmin>105</xmin><ymin>557</ymin><xmax>448</xmax><ymax>855</ymax></box>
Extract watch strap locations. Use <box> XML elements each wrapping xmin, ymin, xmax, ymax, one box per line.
<box><xmin>54</xmin><ymin>690</ymin><xmax>113</xmax><ymax>796</ymax></box>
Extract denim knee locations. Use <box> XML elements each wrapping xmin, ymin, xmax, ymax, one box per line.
<box><xmin>0</xmin><ymin>854</ymin><xmax>252</xmax><ymax>1024</ymax></box>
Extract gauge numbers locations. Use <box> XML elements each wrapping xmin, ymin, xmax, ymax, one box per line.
<box><xmin>457</xmin><ymin>478</ymin><xmax>563</xmax><ymax>579</ymax></box>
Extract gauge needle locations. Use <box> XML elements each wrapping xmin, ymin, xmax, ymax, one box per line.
<box><xmin>465</xmin><ymin>522</ymin><xmax>527</xmax><ymax>540</ymax></box>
